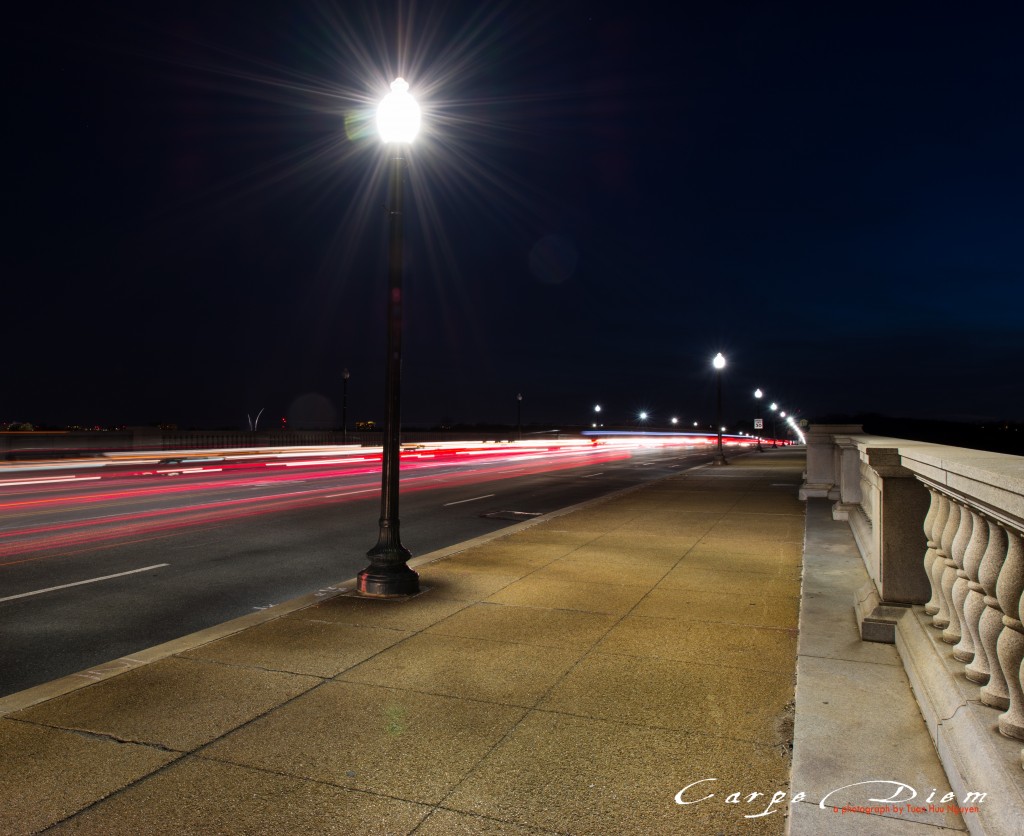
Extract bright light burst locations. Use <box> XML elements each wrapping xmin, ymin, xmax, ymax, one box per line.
<box><xmin>135</xmin><ymin>1</ymin><xmax>582</xmax><ymax>356</ymax></box>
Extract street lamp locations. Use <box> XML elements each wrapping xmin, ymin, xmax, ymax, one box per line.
<box><xmin>770</xmin><ymin>402</ymin><xmax>779</xmax><ymax>448</ymax></box>
<box><xmin>712</xmin><ymin>353</ymin><xmax>727</xmax><ymax>465</ymax></box>
<box><xmin>754</xmin><ymin>388</ymin><xmax>763</xmax><ymax>451</ymax></box>
<box><xmin>357</xmin><ymin>78</ymin><xmax>421</xmax><ymax>598</ymax></box>
<box><xmin>516</xmin><ymin>392</ymin><xmax>523</xmax><ymax>440</ymax></box>
<box><xmin>342</xmin><ymin>368</ymin><xmax>350</xmax><ymax>444</ymax></box>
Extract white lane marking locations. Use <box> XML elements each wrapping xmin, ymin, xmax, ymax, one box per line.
<box><xmin>325</xmin><ymin>489</ymin><xmax>376</xmax><ymax>498</ymax></box>
<box><xmin>0</xmin><ymin>564</ymin><xmax>170</xmax><ymax>603</ymax></box>
<box><xmin>581</xmin><ymin>472</ymin><xmax>604</xmax><ymax>478</ymax></box>
<box><xmin>443</xmin><ymin>494</ymin><xmax>496</xmax><ymax>507</ymax></box>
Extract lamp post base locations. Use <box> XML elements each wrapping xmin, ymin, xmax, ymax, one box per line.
<box><xmin>357</xmin><ymin>528</ymin><xmax>418</xmax><ymax>597</ymax></box>
<box><xmin>356</xmin><ymin>561</ymin><xmax>419</xmax><ymax>597</ymax></box>
<box><xmin>712</xmin><ymin>454</ymin><xmax>729</xmax><ymax>466</ymax></box>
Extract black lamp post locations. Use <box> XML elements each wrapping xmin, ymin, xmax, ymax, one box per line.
<box><xmin>516</xmin><ymin>393</ymin><xmax>523</xmax><ymax>440</ymax></box>
<box><xmin>342</xmin><ymin>368</ymin><xmax>350</xmax><ymax>444</ymax></box>
<box><xmin>770</xmin><ymin>402</ymin><xmax>779</xmax><ymax>448</ymax></box>
<box><xmin>357</xmin><ymin>78</ymin><xmax>420</xmax><ymax>598</ymax></box>
<box><xmin>712</xmin><ymin>353</ymin><xmax>728</xmax><ymax>465</ymax></box>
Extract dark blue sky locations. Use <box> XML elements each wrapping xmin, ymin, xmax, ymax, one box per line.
<box><xmin>6</xmin><ymin>1</ymin><xmax>1023</xmax><ymax>430</ymax></box>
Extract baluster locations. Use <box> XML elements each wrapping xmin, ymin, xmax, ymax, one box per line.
<box><xmin>953</xmin><ymin>508</ymin><xmax>988</xmax><ymax>663</ymax></box>
<box><xmin>980</xmin><ymin>523</ymin><xmax>1011</xmax><ymax>708</ymax></box>
<box><xmin>942</xmin><ymin>500</ymin><xmax>972</xmax><ymax>645</ymax></box>
<box><xmin>996</xmin><ymin>529</ymin><xmax>1024</xmax><ymax>740</ymax></box>
<box><xmin>923</xmin><ymin>486</ymin><xmax>943</xmax><ymax>615</ymax></box>
<box><xmin>966</xmin><ymin>519</ymin><xmax>1005</xmax><ymax>683</ymax></box>
<box><xmin>933</xmin><ymin>498</ymin><xmax>960</xmax><ymax>630</ymax></box>
<box><xmin>930</xmin><ymin>494</ymin><xmax>952</xmax><ymax>624</ymax></box>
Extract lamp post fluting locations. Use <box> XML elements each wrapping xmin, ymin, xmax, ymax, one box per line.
<box><xmin>712</xmin><ymin>353</ymin><xmax>728</xmax><ymax>465</ymax></box>
<box><xmin>358</xmin><ymin>78</ymin><xmax>420</xmax><ymax>597</ymax></box>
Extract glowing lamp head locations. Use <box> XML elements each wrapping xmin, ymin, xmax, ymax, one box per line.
<box><xmin>754</xmin><ymin>388</ymin><xmax>763</xmax><ymax>399</ymax></box>
<box><xmin>770</xmin><ymin>402</ymin><xmax>778</xmax><ymax>411</ymax></box>
<box><xmin>377</xmin><ymin>78</ymin><xmax>420</xmax><ymax>143</ymax></box>
<box><xmin>713</xmin><ymin>353</ymin><xmax>726</xmax><ymax>370</ymax></box>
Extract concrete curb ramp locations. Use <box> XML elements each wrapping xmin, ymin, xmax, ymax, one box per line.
<box><xmin>0</xmin><ymin>450</ymin><xmax>917</xmax><ymax>834</ymax></box>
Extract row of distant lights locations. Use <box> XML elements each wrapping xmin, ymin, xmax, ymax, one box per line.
<box><xmin>754</xmin><ymin>387</ymin><xmax>806</xmax><ymax>444</ymax></box>
<box><xmin>587</xmin><ymin>352</ymin><xmax>807</xmax><ymax>444</ymax></box>
<box><xmin>592</xmin><ymin>404</ymin><xmax>711</xmax><ymax>429</ymax></box>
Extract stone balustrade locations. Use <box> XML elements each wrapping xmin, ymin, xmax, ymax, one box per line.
<box><xmin>800</xmin><ymin>425</ymin><xmax>1024</xmax><ymax>833</ymax></box>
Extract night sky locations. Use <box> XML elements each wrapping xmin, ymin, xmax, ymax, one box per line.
<box><xmin>6</xmin><ymin>2</ymin><xmax>1024</xmax><ymax>431</ymax></box>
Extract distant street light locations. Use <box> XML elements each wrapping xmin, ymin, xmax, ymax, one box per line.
<box><xmin>342</xmin><ymin>368</ymin><xmax>350</xmax><ymax>444</ymax></box>
<box><xmin>671</xmin><ymin>417</ymin><xmax>679</xmax><ymax>425</ymax></box>
<box><xmin>754</xmin><ymin>388</ymin><xmax>763</xmax><ymax>451</ymax></box>
<box><xmin>639</xmin><ymin>411</ymin><xmax>649</xmax><ymax>423</ymax></box>
<box><xmin>516</xmin><ymin>392</ymin><xmax>523</xmax><ymax>440</ymax></box>
<box><xmin>712</xmin><ymin>353</ymin><xmax>728</xmax><ymax>465</ymax></box>
<box><xmin>357</xmin><ymin>78</ymin><xmax>421</xmax><ymax>598</ymax></box>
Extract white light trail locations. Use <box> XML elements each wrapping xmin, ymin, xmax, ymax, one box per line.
<box><xmin>0</xmin><ymin>475</ymin><xmax>103</xmax><ymax>488</ymax></box>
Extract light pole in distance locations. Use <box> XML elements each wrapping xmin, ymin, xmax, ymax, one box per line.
<box><xmin>342</xmin><ymin>368</ymin><xmax>350</xmax><ymax>444</ymax></box>
<box><xmin>754</xmin><ymin>388</ymin><xmax>763</xmax><ymax>451</ymax></box>
<box><xmin>712</xmin><ymin>353</ymin><xmax>728</xmax><ymax>465</ymax></box>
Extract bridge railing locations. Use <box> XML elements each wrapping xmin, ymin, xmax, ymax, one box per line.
<box><xmin>800</xmin><ymin>424</ymin><xmax>1024</xmax><ymax>831</ymax></box>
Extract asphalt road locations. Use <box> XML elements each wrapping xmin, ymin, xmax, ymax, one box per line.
<box><xmin>0</xmin><ymin>442</ymin><xmax>726</xmax><ymax>697</ymax></box>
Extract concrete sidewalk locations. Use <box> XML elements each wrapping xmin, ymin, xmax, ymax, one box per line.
<box><xmin>0</xmin><ymin>450</ymin><xmax>951</xmax><ymax>834</ymax></box>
